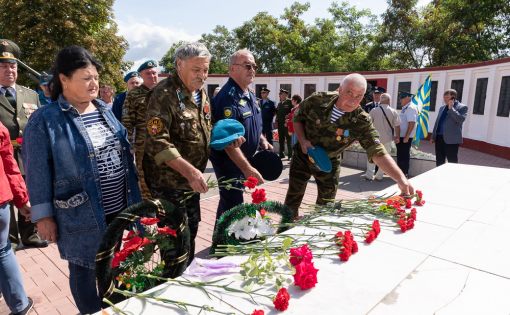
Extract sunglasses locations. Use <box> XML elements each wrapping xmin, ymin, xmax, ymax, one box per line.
<box><xmin>234</xmin><ymin>63</ymin><xmax>258</xmax><ymax>71</ymax></box>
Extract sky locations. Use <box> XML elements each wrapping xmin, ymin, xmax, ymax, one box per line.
<box><xmin>114</xmin><ymin>0</ymin><xmax>430</xmax><ymax>71</ymax></box>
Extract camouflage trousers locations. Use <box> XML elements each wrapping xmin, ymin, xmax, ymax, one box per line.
<box><xmin>278</xmin><ymin>125</ymin><xmax>292</xmax><ymax>157</ymax></box>
<box><xmin>284</xmin><ymin>144</ymin><xmax>341</xmax><ymax>218</ymax></box>
<box><xmin>135</xmin><ymin>149</ymin><xmax>152</xmax><ymax>199</ymax></box>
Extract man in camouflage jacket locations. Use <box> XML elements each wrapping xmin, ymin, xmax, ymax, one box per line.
<box><xmin>143</xmin><ymin>43</ymin><xmax>213</xmax><ymax>264</ymax></box>
<box><xmin>122</xmin><ymin>60</ymin><xmax>159</xmax><ymax>199</ymax></box>
<box><xmin>285</xmin><ymin>73</ymin><xmax>414</xmax><ymax>218</ymax></box>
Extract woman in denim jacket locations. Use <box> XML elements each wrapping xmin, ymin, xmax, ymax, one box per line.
<box><xmin>22</xmin><ymin>46</ymin><xmax>141</xmax><ymax>314</ymax></box>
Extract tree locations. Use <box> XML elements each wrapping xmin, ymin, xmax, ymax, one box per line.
<box><xmin>200</xmin><ymin>26</ymin><xmax>238</xmax><ymax>74</ymax></box>
<box><xmin>0</xmin><ymin>0</ymin><xmax>129</xmax><ymax>89</ymax></box>
<box><xmin>159</xmin><ymin>41</ymin><xmax>186</xmax><ymax>73</ymax></box>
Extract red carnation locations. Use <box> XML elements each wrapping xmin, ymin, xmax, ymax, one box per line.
<box><xmin>416</xmin><ymin>190</ymin><xmax>423</xmax><ymax>199</ymax></box>
<box><xmin>414</xmin><ymin>200</ymin><xmax>425</xmax><ymax>206</ymax></box>
<box><xmin>293</xmin><ymin>261</ymin><xmax>319</xmax><ymax>290</ymax></box>
<box><xmin>251</xmin><ymin>310</ymin><xmax>264</xmax><ymax>315</ymax></box>
<box><xmin>289</xmin><ymin>244</ymin><xmax>313</xmax><ymax>266</ymax></box>
<box><xmin>122</xmin><ymin>230</ymin><xmax>137</xmax><ymax>241</ymax></box>
<box><xmin>123</xmin><ymin>236</ymin><xmax>152</xmax><ymax>254</ymax></box>
<box><xmin>365</xmin><ymin>230</ymin><xmax>377</xmax><ymax>244</ymax></box>
<box><xmin>251</xmin><ymin>189</ymin><xmax>267</xmax><ymax>204</ymax></box>
<box><xmin>140</xmin><ymin>217</ymin><xmax>160</xmax><ymax>225</ymax></box>
<box><xmin>397</xmin><ymin>219</ymin><xmax>407</xmax><ymax>232</ymax></box>
<box><xmin>111</xmin><ymin>249</ymin><xmax>129</xmax><ymax>268</ymax></box>
<box><xmin>244</xmin><ymin>176</ymin><xmax>258</xmax><ymax>189</ymax></box>
<box><xmin>16</xmin><ymin>137</ymin><xmax>23</xmax><ymax>145</ymax></box>
<box><xmin>273</xmin><ymin>287</ymin><xmax>290</xmax><ymax>311</ymax></box>
<box><xmin>410</xmin><ymin>208</ymin><xmax>417</xmax><ymax>220</ymax></box>
<box><xmin>259</xmin><ymin>208</ymin><xmax>267</xmax><ymax>217</ymax></box>
<box><xmin>372</xmin><ymin>220</ymin><xmax>381</xmax><ymax>236</ymax></box>
<box><xmin>405</xmin><ymin>198</ymin><xmax>412</xmax><ymax>209</ymax></box>
<box><xmin>157</xmin><ymin>226</ymin><xmax>177</xmax><ymax>237</ymax></box>
<box><xmin>351</xmin><ymin>240</ymin><xmax>359</xmax><ymax>253</ymax></box>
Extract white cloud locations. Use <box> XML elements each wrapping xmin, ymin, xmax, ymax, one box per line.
<box><xmin>117</xmin><ymin>17</ymin><xmax>200</xmax><ymax>71</ymax></box>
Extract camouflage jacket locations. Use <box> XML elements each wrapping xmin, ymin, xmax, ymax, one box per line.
<box><xmin>277</xmin><ymin>99</ymin><xmax>292</xmax><ymax>124</ymax></box>
<box><xmin>293</xmin><ymin>91</ymin><xmax>387</xmax><ymax>162</ymax></box>
<box><xmin>144</xmin><ymin>74</ymin><xmax>212</xmax><ymax>191</ymax></box>
<box><xmin>122</xmin><ymin>84</ymin><xmax>150</xmax><ymax>150</ymax></box>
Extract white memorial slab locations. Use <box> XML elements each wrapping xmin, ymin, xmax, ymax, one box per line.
<box><xmin>100</xmin><ymin>163</ymin><xmax>510</xmax><ymax>314</ymax></box>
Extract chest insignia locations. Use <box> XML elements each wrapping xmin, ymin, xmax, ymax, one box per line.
<box><xmin>147</xmin><ymin>117</ymin><xmax>164</xmax><ymax>136</ymax></box>
<box><xmin>224</xmin><ymin>107</ymin><xmax>233</xmax><ymax>118</ymax></box>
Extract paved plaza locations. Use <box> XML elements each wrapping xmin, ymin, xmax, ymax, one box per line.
<box><xmin>1</xmin><ymin>143</ymin><xmax>509</xmax><ymax>315</ymax></box>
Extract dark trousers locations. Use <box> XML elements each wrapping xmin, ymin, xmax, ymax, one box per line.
<box><xmin>278</xmin><ymin>126</ymin><xmax>292</xmax><ymax>157</ymax></box>
<box><xmin>435</xmin><ymin>135</ymin><xmax>459</xmax><ymax>166</ymax></box>
<box><xmin>211</xmin><ymin>163</ymin><xmax>244</xmax><ymax>221</ymax></box>
<box><xmin>263</xmin><ymin>129</ymin><xmax>273</xmax><ymax>146</ymax></box>
<box><xmin>284</xmin><ymin>145</ymin><xmax>341</xmax><ymax>218</ymax></box>
<box><xmin>69</xmin><ymin>262</ymin><xmax>102</xmax><ymax>314</ymax></box>
<box><xmin>396</xmin><ymin>138</ymin><xmax>413</xmax><ymax>177</ymax></box>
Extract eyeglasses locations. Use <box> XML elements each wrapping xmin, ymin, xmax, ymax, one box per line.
<box><xmin>233</xmin><ymin>63</ymin><xmax>258</xmax><ymax>71</ymax></box>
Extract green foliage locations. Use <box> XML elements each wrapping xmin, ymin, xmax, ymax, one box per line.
<box><xmin>159</xmin><ymin>40</ymin><xmax>186</xmax><ymax>73</ymax></box>
<box><xmin>0</xmin><ymin>0</ymin><xmax>128</xmax><ymax>89</ymax></box>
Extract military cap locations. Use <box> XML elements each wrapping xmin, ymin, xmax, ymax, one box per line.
<box><xmin>279</xmin><ymin>88</ymin><xmax>289</xmax><ymax>95</ymax></box>
<box><xmin>39</xmin><ymin>73</ymin><xmax>53</xmax><ymax>86</ymax></box>
<box><xmin>137</xmin><ymin>60</ymin><xmax>158</xmax><ymax>72</ymax></box>
<box><xmin>261</xmin><ymin>87</ymin><xmax>270</xmax><ymax>93</ymax></box>
<box><xmin>372</xmin><ymin>86</ymin><xmax>386</xmax><ymax>94</ymax></box>
<box><xmin>124</xmin><ymin>71</ymin><xmax>140</xmax><ymax>82</ymax></box>
<box><xmin>251</xmin><ymin>150</ymin><xmax>283</xmax><ymax>181</ymax></box>
<box><xmin>0</xmin><ymin>39</ymin><xmax>21</xmax><ymax>63</ymax></box>
<box><xmin>210</xmin><ymin>119</ymin><xmax>245</xmax><ymax>150</ymax></box>
<box><xmin>399</xmin><ymin>91</ymin><xmax>415</xmax><ymax>99</ymax></box>
<box><xmin>307</xmin><ymin>146</ymin><xmax>332</xmax><ymax>173</ymax></box>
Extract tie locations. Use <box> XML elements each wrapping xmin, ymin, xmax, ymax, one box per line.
<box><xmin>3</xmin><ymin>87</ymin><xmax>16</xmax><ymax>108</ymax></box>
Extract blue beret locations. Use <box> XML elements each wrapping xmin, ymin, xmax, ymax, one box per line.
<box><xmin>123</xmin><ymin>71</ymin><xmax>140</xmax><ymax>82</ymax></box>
<box><xmin>399</xmin><ymin>91</ymin><xmax>415</xmax><ymax>98</ymax></box>
<box><xmin>210</xmin><ymin>119</ymin><xmax>245</xmax><ymax>151</ymax></box>
<box><xmin>307</xmin><ymin>146</ymin><xmax>332</xmax><ymax>173</ymax></box>
<box><xmin>39</xmin><ymin>73</ymin><xmax>53</xmax><ymax>86</ymax></box>
<box><xmin>137</xmin><ymin>60</ymin><xmax>158</xmax><ymax>72</ymax></box>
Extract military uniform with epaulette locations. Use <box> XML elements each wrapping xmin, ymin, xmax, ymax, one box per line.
<box><xmin>122</xmin><ymin>84</ymin><xmax>151</xmax><ymax>198</ymax></box>
<box><xmin>143</xmin><ymin>73</ymin><xmax>212</xmax><ymax>263</ymax></box>
<box><xmin>277</xmin><ymin>98</ymin><xmax>293</xmax><ymax>158</ymax></box>
<box><xmin>284</xmin><ymin>91</ymin><xmax>387</xmax><ymax>217</ymax></box>
<box><xmin>0</xmin><ymin>38</ymin><xmax>46</xmax><ymax>248</ymax></box>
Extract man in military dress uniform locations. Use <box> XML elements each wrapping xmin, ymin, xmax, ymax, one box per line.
<box><xmin>259</xmin><ymin>87</ymin><xmax>276</xmax><ymax>145</ymax></box>
<box><xmin>210</xmin><ymin>49</ymin><xmax>269</xmax><ymax>219</ymax></box>
<box><xmin>122</xmin><ymin>60</ymin><xmax>159</xmax><ymax>199</ymax></box>
<box><xmin>0</xmin><ymin>39</ymin><xmax>47</xmax><ymax>248</ymax></box>
<box><xmin>276</xmin><ymin>88</ymin><xmax>293</xmax><ymax>158</ymax></box>
<box><xmin>284</xmin><ymin>73</ymin><xmax>414</xmax><ymax>219</ymax></box>
<box><xmin>143</xmin><ymin>42</ymin><xmax>213</xmax><ymax>264</ymax></box>
<box><xmin>362</xmin><ymin>86</ymin><xmax>384</xmax><ymax>113</ymax></box>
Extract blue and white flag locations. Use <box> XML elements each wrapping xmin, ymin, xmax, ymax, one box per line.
<box><xmin>412</xmin><ymin>75</ymin><xmax>431</xmax><ymax>146</ymax></box>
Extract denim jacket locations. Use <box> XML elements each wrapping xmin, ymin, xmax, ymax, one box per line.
<box><xmin>22</xmin><ymin>95</ymin><xmax>141</xmax><ymax>268</ymax></box>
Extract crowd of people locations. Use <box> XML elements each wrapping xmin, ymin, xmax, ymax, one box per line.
<box><xmin>0</xmin><ymin>37</ymin><xmax>468</xmax><ymax>314</ymax></box>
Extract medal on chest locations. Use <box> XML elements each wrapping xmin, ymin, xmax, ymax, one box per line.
<box><xmin>176</xmin><ymin>88</ymin><xmax>185</xmax><ymax>111</ymax></box>
<box><xmin>203</xmin><ymin>101</ymin><xmax>211</xmax><ymax>120</ymax></box>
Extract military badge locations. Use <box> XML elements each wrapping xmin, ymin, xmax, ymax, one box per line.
<box><xmin>147</xmin><ymin>117</ymin><xmax>164</xmax><ymax>136</ymax></box>
<box><xmin>239</xmin><ymin>99</ymin><xmax>247</xmax><ymax>107</ymax></box>
<box><xmin>203</xmin><ymin>102</ymin><xmax>211</xmax><ymax>119</ymax></box>
<box><xmin>224</xmin><ymin>107</ymin><xmax>233</xmax><ymax>118</ymax></box>
<box><xmin>335</xmin><ymin>128</ymin><xmax>343</xmax><ymax>141</ymax></box>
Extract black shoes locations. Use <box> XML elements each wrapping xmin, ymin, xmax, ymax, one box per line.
<box><xmin>21</xmin><ymin>234</ymin><xmax>48</xmax><ymax>248</ymax></box>
<box><xmin>10</xmin><ymin>297</ymin><xmax>33</xmax><ymax>315</ymax></box>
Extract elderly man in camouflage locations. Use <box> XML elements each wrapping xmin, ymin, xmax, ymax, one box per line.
<box><xmin>284</xmin><ymin>73</ymin><xmax>414</xmax><ymax>219</ymax></box>
<box><xmin>122</xmin><ymin>60</ymin><xmax>159</xmax><ymax>199</ymax></box>
<box><xmin>143</xmin><ymin>42</ymin><xmax>213</xmax><ymax>264</ymax></box>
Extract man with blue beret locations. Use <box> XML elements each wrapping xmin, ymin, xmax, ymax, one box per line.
<box><xmin>111</xmin><ymin>71</ymin><xmax>141</xmax><ymax>121</ymax></box>
<box><xmin>37</xmin><ymin>73</ymin><xmax>53</xmax><ymax>106</ymax></box>
<box><xmin>122</xmin><ymin>61</ymin><xmax>159</xmax><ymax>199</ymax></box>
<box><xmin>210</xmin><ymin>49</ymin><xmax>270</xmax><ymax>220</ymax></box>
<box><xmin>0</xmin><ymin>39</ymin><xmax>47</xmax><ymax>250</ymax></box>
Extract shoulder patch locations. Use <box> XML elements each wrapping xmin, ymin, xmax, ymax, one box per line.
<box><xmin>224</xmin><ymin>107</ymin><xmax>233</xmax><ymax>118</ymax></box>
<box><xmin>147</xmin><ymin>117</ymin><xmax>164</xmax><ymax>136</ymax></box>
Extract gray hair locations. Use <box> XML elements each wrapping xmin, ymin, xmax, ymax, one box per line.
<box><xmin>174</xmin><ymin>42</ymin><xmax>211</xmax><ymax>67</ymax></box>
<box><xmin>380</xmin><ymin>93</ymin><xmax>391</xmax><ymax>105</ymax></box>
<box><xmin>341</xmin><ymin>73</ymin><xmax>367</xmax><ymax>92</ymax></box>
<box><xmin>229</xmin><ymin>49</ymin><xmax>254</xmax><ymax>67</ymax></box>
